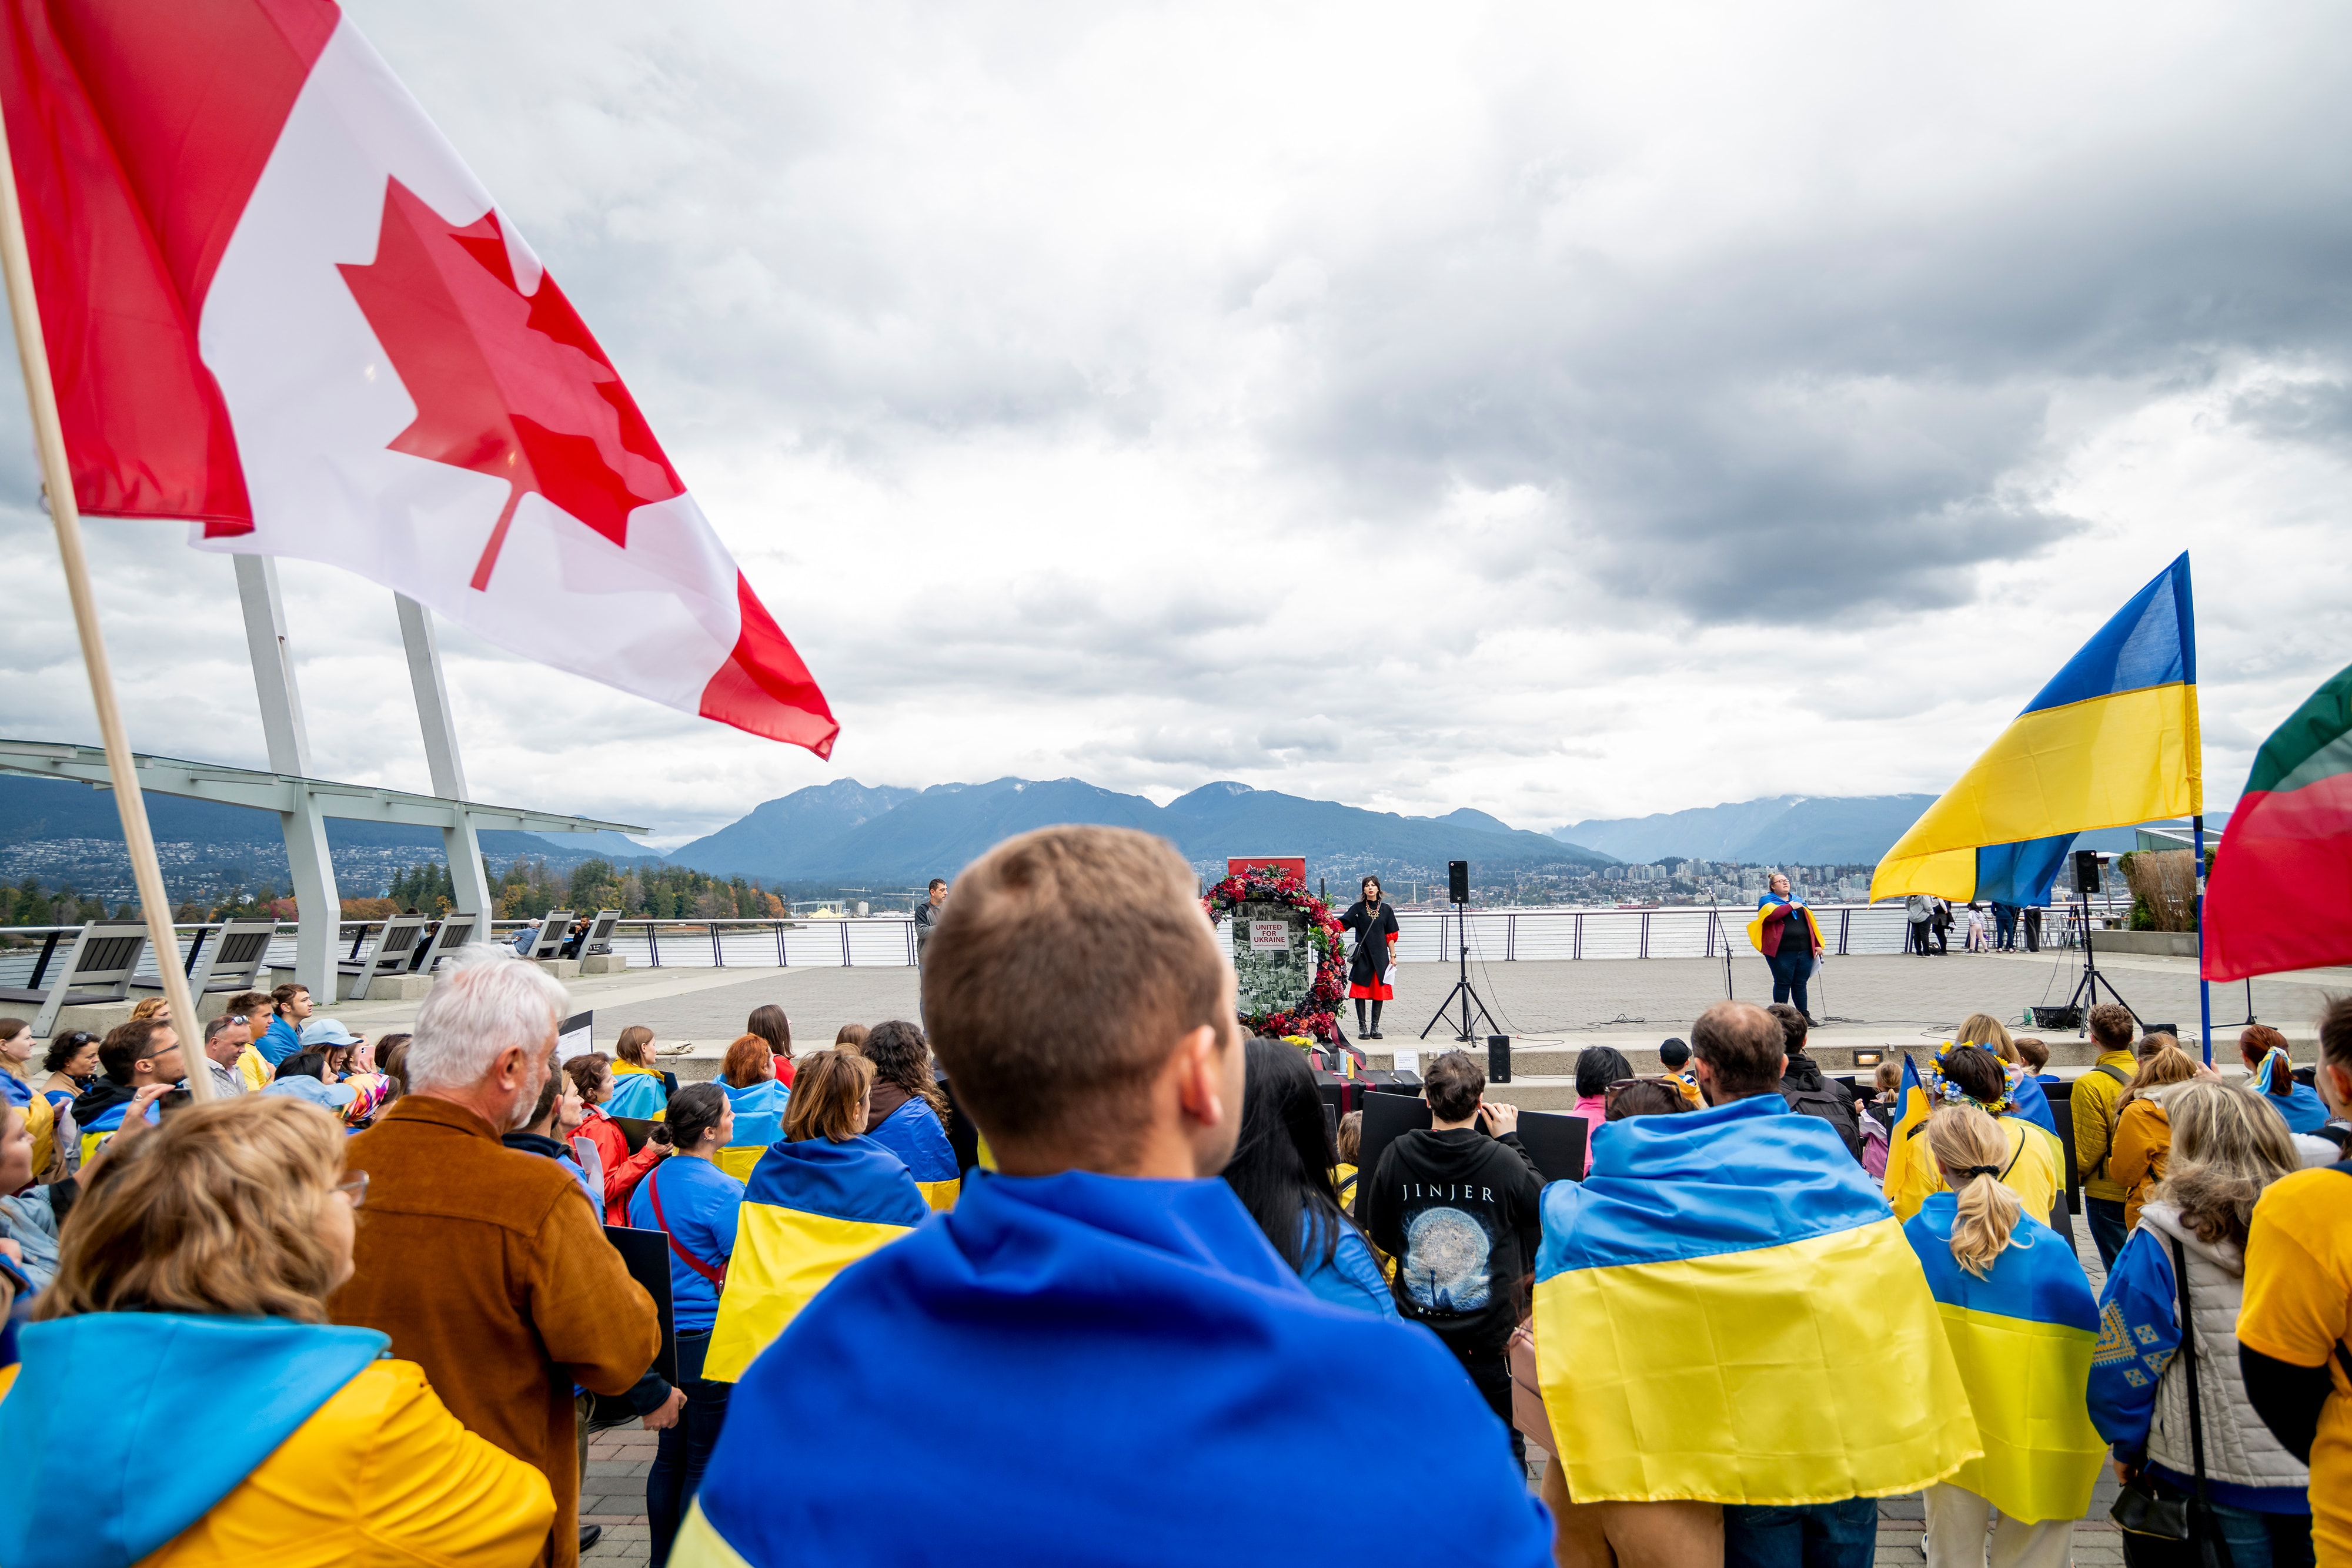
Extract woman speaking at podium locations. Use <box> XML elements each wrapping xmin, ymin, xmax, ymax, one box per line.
<box><xmin>1341</xmin><ymin>876</ymin><xmax>1400</xmax><ymax>1039</ymax></box>
<box><xmin>1748</xmin><ymin>871</ymin><xmax>1826</xmax><ymax>1025</ymax></box>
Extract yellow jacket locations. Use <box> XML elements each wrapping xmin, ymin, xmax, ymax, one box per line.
<box><xmin>0</xmin><ymin>1318</ymin><xmax>553</xmax><ymax>1568</ymax></box>
<box><xmin>2071</xmin><ymin>1049</ymin><xmax>2137</xmax><ymax>1202</ymax></box>
<box><xmin>1887</xmin><ymin>1112</ymin><xmax>2060</xmax><ymax>1226</ymax></box>
<box><xmin>2112</xmin><ymin>1089</ymin><xmax>2181</xmax><ymax>1232</ymax></box>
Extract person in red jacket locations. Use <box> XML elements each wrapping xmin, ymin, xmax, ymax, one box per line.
<box><xmin>564</xmin><ymin>1052</ymin><xmax>669</xmax><ymax>1223</ymax></box>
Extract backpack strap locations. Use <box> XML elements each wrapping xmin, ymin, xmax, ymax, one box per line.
<box><xmin>2090</xmin><ymin>1063</ymin><xmax>2132</xmax><ymax>1181</ymax></box>
<box><xmin>646</xmin><ymin>1163</ymin><xmax>727</xmax><ymax>1289</ymax></box>
<box><xmin>2167</xmin><ymin>1233</ymin><xmax>2213</xmax><ymax>1507</ymax></box>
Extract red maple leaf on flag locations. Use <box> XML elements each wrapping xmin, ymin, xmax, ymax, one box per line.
<box><xmin>339</xmin><ymin>179</ymin><xmax>684</xmax><ymax>589</ymax></box>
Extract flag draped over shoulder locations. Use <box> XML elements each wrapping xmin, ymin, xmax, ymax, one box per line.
<box><xmin>0</xmin><ymin>0</ymin><xmax>837</xmax><ymax>754</ymax></box>
<box><xmin>864</xmin><ymin>1097</ymin><xmax>961</xmax><ymax>1212</ymax></box>
<box><xmin>1745</xmin><ymin>894</ymin><xmax>1824</xmax><ymax>956</ymax></box>
<box><xmin>703</xmin><ymin>1136</ymin><xmax>928</xmax><ymax>1382</ymax></box>
<box><xmin>603</xmin><ymin>1064</ymin><xmax>666</xmax><ymax>1122</ymax></box>
<box><xmin>1534</xmin><ymin>1094</ymin><xmax>1979</xmax><ymax>1505</ymax></box>
<box><xmin>1871</xmin><ymin>554</ymin><xmax>2199</xmax><ymax>903</ymax></box>
<box><xmin>2203</xmin><ymin>661</ymin><xmax>2352</xmax><ymax>981</ymax></box>
<box><xmin>713</xmin><ymin>1079</ymin><xmax>787</xmax><ymax>1182</ymax></box>
<box><xmin>674</xmin><ymin>1172</ymin><xmax>1553</xmax><ymax>1568</ymax></box>
<box><xmin>1902</xmin><ymin>1195</ymin><xmax>2106</xmax><ymax>1523</ymax></box>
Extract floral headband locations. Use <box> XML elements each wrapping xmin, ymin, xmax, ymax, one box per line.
<box><xmin>1928</xmin><ymin>1041</ymin><xmax>2014</xmax><ymax>1116</ymax></box>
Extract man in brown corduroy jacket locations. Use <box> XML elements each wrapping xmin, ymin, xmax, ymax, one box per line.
<box><xmin>333</xmin><ymin>948</ymin><xmax>660</xmax><ymax>1568</ymax></box>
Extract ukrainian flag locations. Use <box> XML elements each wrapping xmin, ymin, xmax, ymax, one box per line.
<box><xmin>604</xmin><ymin>1061</ymin><xmax>667</xmax><ymax>1121</ymax></box>
<box><xmin>1744</xmin><ymin>894</ymin><xmax>1825</xmax><ymax>957</ymax></box>
<box><xmin>1535</xmin><ymin>1093</ymin><xmax>1979</xmax><ymax>1503</ymax></box>
<box><xmin>703</xmin><ymin>1135</ymin><xmax>930</xmax><ymax>1382</ymax></box>
<box><xmin>713</xmin><ymin>1079</ymin><xmax>788</xmax><ymax>1182</ymax></box>
<box><xmin>1872</xmin><ymin>553</ymin><xmax>2200</xmax><ymax>903</ymax></box>
<box><xmin>865</xmin><ymin>1097</ymin><xmax>961</xmax><ymax>1211</ymax></box>
<box><xmin>1902</xmin><ymin>1193</ymin><xmax>2106</xmax><ymax>1522</ymax></box>
<box><xmin>1882</xmin><ymin>1054</ymin><xmax>1932</xmax><ymax>1205</ymax></box>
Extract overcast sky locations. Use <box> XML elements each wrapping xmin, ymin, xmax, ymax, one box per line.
<box><xmin>4</xmin><ymin>1</ymin><xmax>2348</xmax><ymax>848</ymax></box>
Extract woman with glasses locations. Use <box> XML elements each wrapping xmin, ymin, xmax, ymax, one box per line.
<box><xmin>1748</xmin><ymin>871</ymin><xmax>1826</xmax><ymax>1025</ymax></box>
<box><xmin>0</xmin><ymin>1096</ymin><xmax>555</xmax><ymax>1566</ymax></box>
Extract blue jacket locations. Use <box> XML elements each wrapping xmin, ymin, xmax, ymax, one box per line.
<box><xmin>258</xmin><ymin>1016</ymin><xmax>302</xmax><ymax>1067</ymax></box>
<box><xmin>1296</xmin><ymin>1210</ymin><xmax>1398</xmax><ymax>1319</ymax></box>
<box><xmin>2089</xmin><ymin>1225</ymin><xmax>2310</xmax><ymax>1513</ymax></box>
<box><xmin>686</xmin><ymin>1171</ymin><xmax>1550</xmax><ymax>1566</ymax></box>
<box><xmin>630</xmin><ymin>1154</ymin><xmax>744</xmax><ymax>1334</ymax></box>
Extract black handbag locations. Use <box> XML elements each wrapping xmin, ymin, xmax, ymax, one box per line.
<box><xmin>2110</xmin><ymin>1235</ymin><xmax>2231</xmax><ymax>1568</ymax></box>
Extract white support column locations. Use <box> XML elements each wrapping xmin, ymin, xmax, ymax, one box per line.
<box><xmin>234</xmin><ymin>555</ymin><xmax>339</xmax><ymax>999</ymax></box>
<box><xmin>395</xmin><ymin>593</ymin><xmax>495</xmax><ymax>920</ymax></box>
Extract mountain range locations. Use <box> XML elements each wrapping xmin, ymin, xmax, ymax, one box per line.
<box><xmin>667</xmin><ymin>777</ymin><xmax>1615</xmax><ymax>884</ymax></box>
<box><xmin>1552</xmin><ymin>794</ymin><xmax>2204</xmax><ymax>865</ymax></box>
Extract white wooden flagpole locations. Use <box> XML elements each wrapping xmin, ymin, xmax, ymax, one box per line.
<box><xmin>0</xmin><ymin>113</ymin><xmax>212</xmax><ymax>1096</ymax></box>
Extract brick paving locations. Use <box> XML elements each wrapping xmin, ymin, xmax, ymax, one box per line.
<box><xmin>580</xmin><ymin>1423</ymin><xmax>657</xmax><ymax>1564</ymax></box>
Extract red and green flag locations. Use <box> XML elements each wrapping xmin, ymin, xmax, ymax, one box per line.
<box><xmin>2203</xmin><ymin>662</ymin><xmax>2352</xmax><ymax>981</ymax></box>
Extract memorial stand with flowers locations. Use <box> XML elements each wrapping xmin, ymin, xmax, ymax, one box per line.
<box><xmin>1202</xmin><ymin>862</ymin><xmax>1349</xmax><ymax>1046</ymax></box>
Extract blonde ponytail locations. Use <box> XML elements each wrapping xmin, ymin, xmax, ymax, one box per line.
<box><xmin>1926</xmin><ymin>1105</ymin><xmax>2024</xmax><ymax>1278</ymax></box>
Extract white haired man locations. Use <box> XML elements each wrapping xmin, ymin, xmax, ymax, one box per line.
<box><xmin>331</xmin><ymin>947</ymin><xmax>660</xmax><ymax>1568</ymax></box>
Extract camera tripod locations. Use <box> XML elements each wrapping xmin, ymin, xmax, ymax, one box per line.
<box><xmin>1421</xmin><ymin>898</ymin><xmax>1500</xmax><ymax>1043</ymax></box>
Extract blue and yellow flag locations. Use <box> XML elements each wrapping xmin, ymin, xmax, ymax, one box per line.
<box><xmin>1535</xmin><ymin>1093</ymin><xmax>1979</xmax><ymax>1504</ymax></box>
<box><xmin>713</xmin><ymin>1078</ymin><xmax>788</xmax><ymax>1182</ymax></box>
<box><xmin>1745</xmin><ymin>892</ymin><xmax>1825</xmax><ymax>957</ymax></box>
<box><xmin>864</xmin><ymin>1096</ymin><xmax>961</xmax><ymax>1211</ymax></box>
<box><xmin>603</xmin><ymin>1061</ymin><xmax>667</xmax><ymax>1121</ymax></box>
<box><xmin>1902</xmin><ymin>1193</ymin><xmax>2105</xmax><ymax>1523</ymax></box>
<box><xmin>1881</xmin><ymin>1052</ymin><xmax>1932</xmax><ymax>1206</ymax></box>
<box><xmin>1872</xmin><ymin>553</ymin><xmax>2200</xmax><ymax>902</ymax></box>
<box><xmin>674</xmin><ymin>1171</ymin><xmax>1553</xmax><ymax>1567</ymax></box>
<box><xmin>703</xmin><ymin>1135</ymin><xmax>929</xmax><ymax>1382</ymax></box>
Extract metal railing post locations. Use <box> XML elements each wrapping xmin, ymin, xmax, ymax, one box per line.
<box><xmin>776</xmin><ymin>921</ymin><xmax>786</xmax><ymax>965</ymax></box>
<box><xmin>841</xmin><ymin>920</ymin><xmax>852</xmax><ymax>968</ymax></box>
<box><xmin>647</xmin><ymin>924</ymin><xmax>661</xmax><ymax>967</ymax></box>
<box><xmin>1639</xmin><ymin>910</ymin><xmax>1651</xmax><ymax>959</ymax></box>
<box><xmin>711</xmin><ymin>924</ymin><xmax>724</xmax><ymax>967</ymax></box>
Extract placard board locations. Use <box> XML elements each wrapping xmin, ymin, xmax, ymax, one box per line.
<box><xmin>603</xmin><ymin>1224</ymin><xmax>679</xmax><ymax>1387</ymax></box>
<box><xmin>1512</xmin><ymin>1111</ymin><xmax>1589</xmax><ymax>1185</ymax></box>
<box><xmin>557</xmin><ymin>1010</ymin><xmax>594</xmax><ymax>1062</ymax></box>
<box><xmin>1230</xmin><ymin>901</ymin><xmax>1312</xmax><ymax>1020</ymax></box>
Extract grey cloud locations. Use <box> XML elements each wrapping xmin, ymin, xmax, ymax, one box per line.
<box><xmin>2229</xmin><ymin>379</ymin><xmax>2352</xmax><ymax>452</ymax></box>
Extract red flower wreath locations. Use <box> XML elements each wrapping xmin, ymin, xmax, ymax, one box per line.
<box><xmin>1202</xmin><ymin>865</ymin><xmax>1348</xmax><ymax>1044</ymax></box>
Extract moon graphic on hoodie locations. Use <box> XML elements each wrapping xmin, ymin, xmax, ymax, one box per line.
<box><xmin>1403</xmin><ymin>1208</ymin><xmax>1492</xmax><ymax>1312</ymax></box>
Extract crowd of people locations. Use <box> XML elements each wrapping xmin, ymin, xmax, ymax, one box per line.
<box><xmin>0</xmin><ymin>824</ymin><xmax>2346</xmax><ymax>1568</ymax></box>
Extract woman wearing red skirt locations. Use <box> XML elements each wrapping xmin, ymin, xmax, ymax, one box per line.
<box><xmin>1341</xmin><ymin>876</ymin><xmax>1400</xmax><ymax>1038</ymax></box>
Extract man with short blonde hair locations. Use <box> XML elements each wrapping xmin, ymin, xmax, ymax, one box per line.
<box><xmin>683</xmin><ymin>827</ymin><xmax>1551</xmax><ymax>1568</ymax></box>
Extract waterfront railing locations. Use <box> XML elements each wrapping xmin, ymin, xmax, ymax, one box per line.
<box><xmin>0</xmin><ymin>898</ymin><xmax>2141</xmax><ymax>987</ymax></box>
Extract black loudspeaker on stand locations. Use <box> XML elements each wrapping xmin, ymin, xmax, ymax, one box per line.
<box><xmin>1422</xmin><ymin>860</ymin><xmax>1501</xmax><ymax>1045</ymax></box>
<box><xmin>2059</xmin><ymin>849</ymin><xmax>2139</xmax><ymax>1034</ymax></box>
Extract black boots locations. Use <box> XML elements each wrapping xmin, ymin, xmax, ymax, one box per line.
<box><xmin>1368</xmin><ymin>1001</ymin><xmax>1384</xmax><ymax>1039</ymax></box>
<box><xmin>1354</xmin><ymin>1000</ymin><xmax>1368</xmax><ymax>1037</ymax></box>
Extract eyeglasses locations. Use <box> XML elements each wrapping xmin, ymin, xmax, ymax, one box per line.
<box><xmin>334</xmin><ymin>1172</ymin><xmax>369</xmax><ymax>1211</ymax></box>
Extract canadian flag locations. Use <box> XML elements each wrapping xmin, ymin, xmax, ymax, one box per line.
<box><xmin>0</xmin><ymin>0</ymin><xmax>838</xmax><ymax>756</ymax></box>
